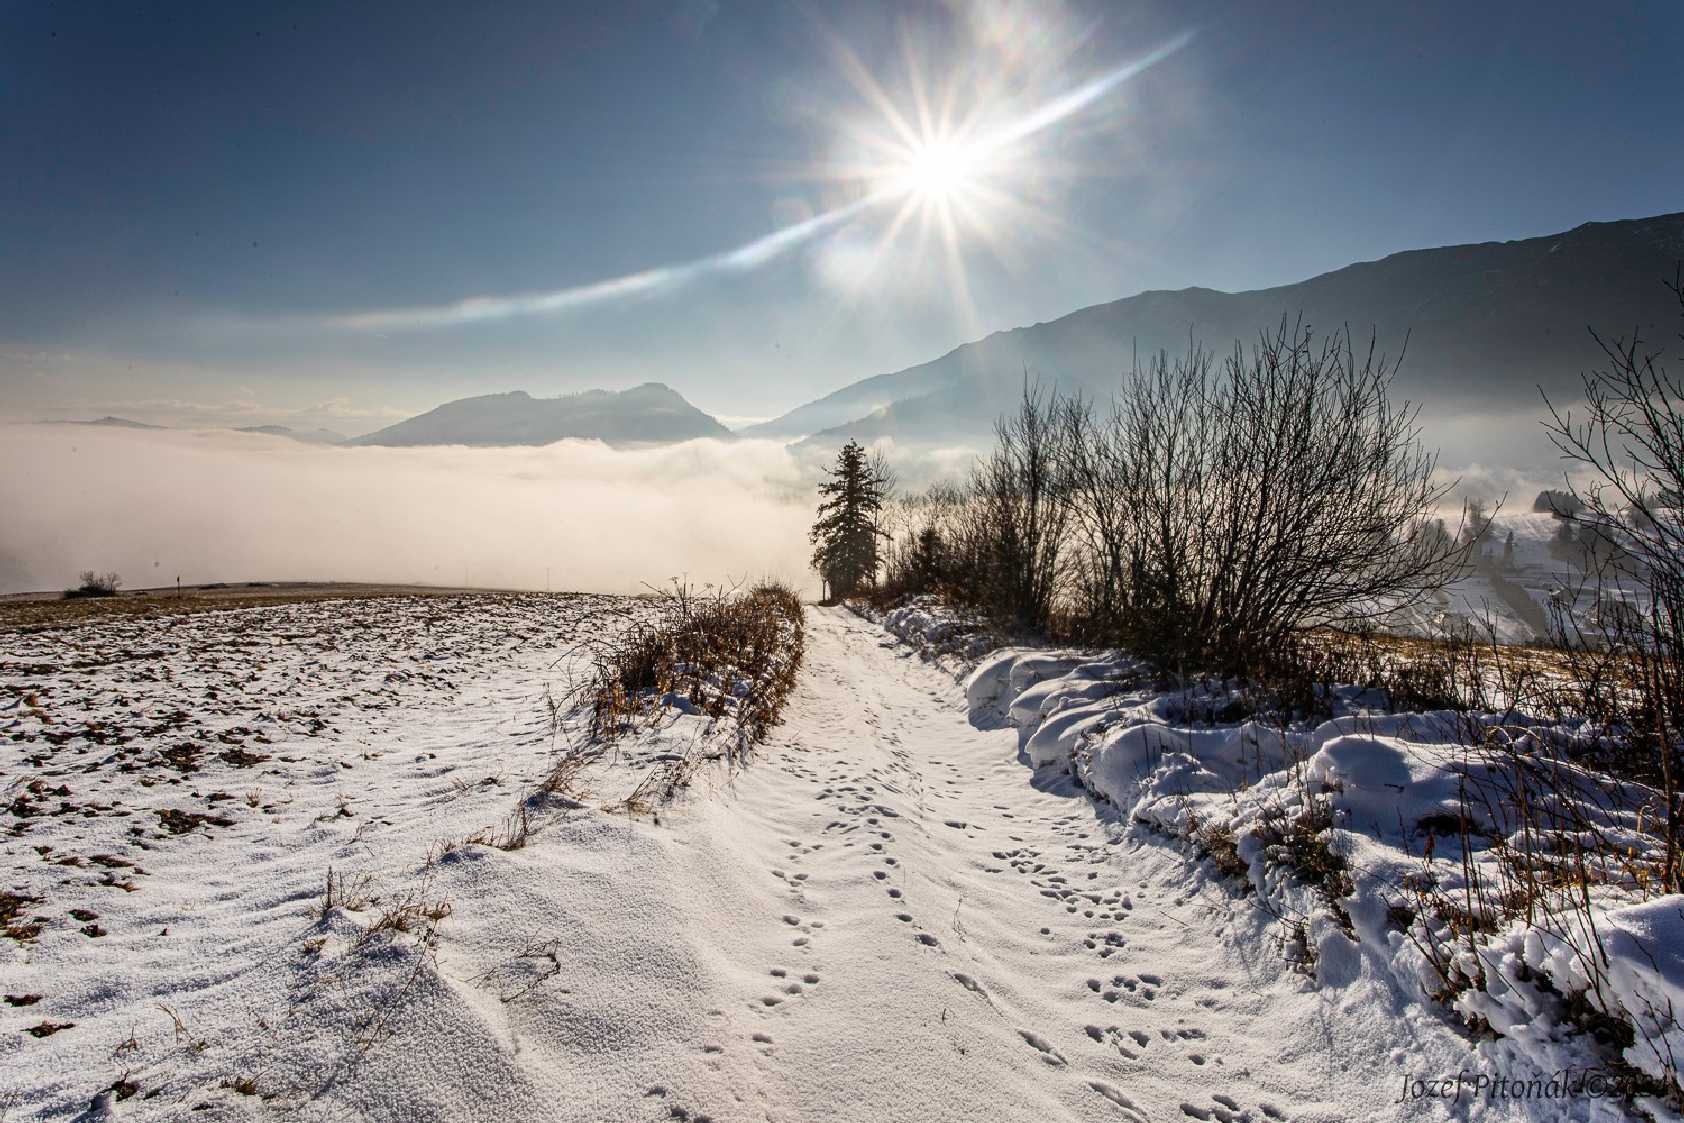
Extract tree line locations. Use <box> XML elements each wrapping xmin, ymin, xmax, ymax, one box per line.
<box><xmin>812</xmin><ymin>278</ymin><xmax>1684</xmax><ymax>683</ymax></box>
<box><xmin>815</xmin><ymin>316</ymin><xmax>1468</xmax><ymax>673</ymax></box>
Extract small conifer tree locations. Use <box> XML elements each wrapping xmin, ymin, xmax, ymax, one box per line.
<box><xmin>810</xmin><ymin>439</ymin><xmax>893</xmax><ymax>601</ymax></box>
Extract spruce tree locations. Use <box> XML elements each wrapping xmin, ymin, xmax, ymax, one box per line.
<box><xmin>810</xmin><ymin>439</ymin><xmax>892</xmax><ymax>601</ymax></box>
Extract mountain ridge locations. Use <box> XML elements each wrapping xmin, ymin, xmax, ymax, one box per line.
<box><xmin>752</xmin><ymin>211</ymin><xmax>1684</xmax><ymax>449</ymax></box>
<box><xmin>350</xmin><ymin>381</ymin><xmax>734</xmax><ymax>448</ymax></box>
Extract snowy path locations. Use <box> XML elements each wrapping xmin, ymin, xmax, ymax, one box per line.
<box><xmin>5</xmin><ymin>601</ymin><xmax>1498</xmax><ymax>1121</ymax></box>
<box><xmin>658</xmin><ymin>606</ymin><xmax>1450</xmax><ymax>1123</ymax></box>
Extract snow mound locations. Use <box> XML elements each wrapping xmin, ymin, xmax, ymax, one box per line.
<box><xmin>874</xmin><ymin>598</ymin><xmax>1684</xmax><ymax>1112</ymax></box>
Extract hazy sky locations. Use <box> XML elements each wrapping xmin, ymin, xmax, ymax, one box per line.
<box><xmin>4</xmin><ymin>0</ymin><xmax>1680</xmax><ymax>435</ymax></box>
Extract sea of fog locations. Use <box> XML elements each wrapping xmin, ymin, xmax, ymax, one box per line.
<box><xmin>0</xmin><ymin>422</ymin><xmax>1563</xmax><ymax>597</ymax></box>
<box><xmin>0</xmin><ymin>426</ymin><xmax>823</xmax><ymax>596</ymax></box>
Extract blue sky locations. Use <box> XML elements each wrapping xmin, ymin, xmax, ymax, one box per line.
<box><xmin>2</xmin><ymin>0</ymin><xmax>1680</xmax><ymax>433</ymax></box>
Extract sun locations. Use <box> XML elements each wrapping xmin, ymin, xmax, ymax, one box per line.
<box><xmin>794</xmin><ymin>25</ymin><xmax>1193</xmax><ymax>328</ymax></box>
<box><xmin>896</xmin><ymin>138</ymin><xmax>984</xmax><ymax>202</ymax></box>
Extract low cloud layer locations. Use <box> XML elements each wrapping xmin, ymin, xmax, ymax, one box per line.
<box><xmin>0</xmin><ymin>427</ymin><xmax>819</xmax><ymax>596</ymax></box>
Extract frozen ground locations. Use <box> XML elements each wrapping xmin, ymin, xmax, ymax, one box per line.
<box><xmin>1</xmin><ymin>596</ymin><xmax>1664</xmax><ymax>1120</ymax></box>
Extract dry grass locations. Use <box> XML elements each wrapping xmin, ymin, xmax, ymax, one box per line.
<box><xmin>362</xmin><ymin>892</ymin><xmax>453</xmax><ymax>943</ymax></box>
<box><xmin>1</xmin><ymin>890</ymin><xmax>45</xmax><ymax>943</ymax></box>
<box><xmin>583</xmin><ymin>581</ymin><xmax>805</xmax><ymax>751</ymax></box>
<box><xmin>1302</xmin><ymin>628</ymin><xmax>1681</xmax><ymax>1101</ymax></box>
<box><xmin>318</xmin><ymin>867</ymin><xmax>374</xmax><ymax>919</ymax></box>
<box><xmin>476</xmin><ymin>582</ymin><xmax>807</xmax><ymax>823</ymax></box>
<box><xmin>1185</xmin><ymin>810</ymin><xmax>1249</xmax><ymax>882</ymax></box>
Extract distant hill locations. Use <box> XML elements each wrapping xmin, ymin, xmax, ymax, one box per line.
<box><xmin>37</xmin><ymin>415</ymin><xmax>165</xmax><ymax>430</ymax></box>
<box><xmin>748</xmin><ymin>212</ymin><xmax>1684</xmax><ymax>449</ymax></box>
<box><xmin>234</xmin><ymin>425</ymin><xmax>347</xmax><ymax>445</ymax></box>
<box><xmin>350</xmin><ymin>382</ymin><xmax>732</xmax><ymax>448</ymax></box>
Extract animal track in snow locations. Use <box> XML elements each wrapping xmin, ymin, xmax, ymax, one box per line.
<box><xmin>1088</xmin><ymin>1082</ymin><xmax>1147</xmax><ymax>1120</ymax></box>
<box><xmin>1017</xmin><ymin>1029</ymin><xmax>1066</xmax><ymax>1065</ymax></box>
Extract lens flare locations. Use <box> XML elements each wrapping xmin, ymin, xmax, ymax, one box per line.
<box><xmin>321</xmin><ymin>30</ymin><xmax>1193</xmax><ymax>333</ymax></box>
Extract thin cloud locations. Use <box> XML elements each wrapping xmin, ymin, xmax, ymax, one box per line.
<box><xmin>314</xmin><ymin>35</ymin><xmax>1193</xmax><ymax>334</ymax></box>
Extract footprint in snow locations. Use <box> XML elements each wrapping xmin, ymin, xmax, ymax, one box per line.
<box><xmin>1016</xmin><ymin>1029</ymin><xmax>1066</xmax><ymax>1065</ymax></box>
<box><xmin>1087</xmin><ymin>1084</ymin><xmax>1147</xmax><ymax>1121</ymax></box>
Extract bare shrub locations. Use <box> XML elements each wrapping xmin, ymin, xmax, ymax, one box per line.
<box><xmin>879</xmin><ymin>481</ymin><xmax>984</xmax><ymax>607</ymax></box>
<box><xmin>1542</xmin><ymin>268</ymin><xmax>1684</xmax><ymax>889</ymax></box>
<box><xmin>968</xmin><ymin>379</ymin><xmax>1072</xmax><ymax>634</ymax></box>
<box><xmin>1072</xmin><ymin>321</ymin><xmax>1466</xmax><ymax>671</ymax></box>
<box><xmin>63</xmin><ymin>570</ymin><xmax>122</xmax><ymax>599</ymax></box>
<box><xmin>882</xmin><ymin>318</ymin><xmax>1467</xmax><ymax>672</ymax></box>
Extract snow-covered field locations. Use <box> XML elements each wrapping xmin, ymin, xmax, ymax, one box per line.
<box><xmin>4</xmin><ymin>594</ymin><xmax>1676</xmax><ymax>1120</ymax></box>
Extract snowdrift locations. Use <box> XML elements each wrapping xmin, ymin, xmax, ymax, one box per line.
<box><xmin>882</xmin><ymin>599</ymin><xmax>1684</xmax><ymax>1119</ymax></box>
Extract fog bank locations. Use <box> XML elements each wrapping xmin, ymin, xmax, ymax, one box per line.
<box><xmin>0</xmin><ymin>427</ymin><xmax>817</xmax><ymax>596</ymax></box>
